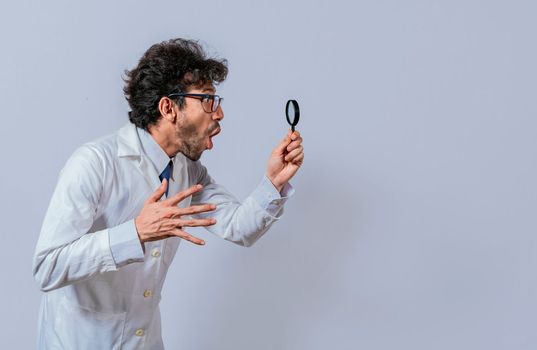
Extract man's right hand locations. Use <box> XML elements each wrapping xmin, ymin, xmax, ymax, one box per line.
<box><xmin>134</xmin><ymin>180</ymin><xmax>216</xmax><ymax>245</ymax></box>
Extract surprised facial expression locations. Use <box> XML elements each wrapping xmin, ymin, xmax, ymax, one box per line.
<box><xmin>174</xmin><ymin>84</ymin><xmax>224</xmax><ymax>161</ymax></box>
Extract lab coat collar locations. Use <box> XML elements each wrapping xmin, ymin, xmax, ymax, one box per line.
<box><xmin>115</xmin><ymin>123</ymin><xmax>186</xmax><ymax>196</ymax></box>
<box><xmin>117</xmin><ymin>123</ymin><xmax>142</xmax><ymax>158</ymax></box>
<box><xmin>116</xmin><ymin>123</ymin><xmax>162</xmax><ymax>190</ymax></box>
<box><xmin>137</xmin><ymin>127</ymin><xmax>173</xmax><ymax>181</ymax></box>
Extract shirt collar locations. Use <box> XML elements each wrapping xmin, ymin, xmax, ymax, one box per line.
<box><xmin>137</xmin><ymin>127</ymin><xmax>173</xmax><ymax>179</ymax></box>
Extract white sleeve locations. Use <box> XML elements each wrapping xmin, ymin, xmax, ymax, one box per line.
<box><xmin>32</xmin><ymin>145</ymin><xmax>144</xmax><ymax>292</ymax></box>
<box><xmin>191</xmin><ymin>163</ymin><xmax>294</xmax><ymax>247</ymax></box>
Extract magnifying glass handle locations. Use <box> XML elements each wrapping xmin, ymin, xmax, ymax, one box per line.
<box><xmin>291</xmin><ymin>125</ymin><xmax>295</xmax><ymax>132</ymax></box>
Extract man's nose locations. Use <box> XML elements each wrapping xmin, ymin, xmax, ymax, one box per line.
<box><xmin>213</xmin><ymin>106</ymin><xmax>224</xmax><ymax>121</ymax></box>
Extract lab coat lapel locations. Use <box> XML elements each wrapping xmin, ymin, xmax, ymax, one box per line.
<box><xmin>138</xmin><ymin>156</ymin><xmax>162</xmax><ymax>191</ymax></box>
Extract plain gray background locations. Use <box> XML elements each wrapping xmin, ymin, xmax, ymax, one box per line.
<box><xmin>1</xmin><ymin>0</ymin><xmax>536</xmax><ymax>349</ymax></box>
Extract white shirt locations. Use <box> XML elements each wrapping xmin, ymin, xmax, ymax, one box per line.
<box><xmin>33</xmin><ymin>123</ymin><xmax>293</xmax><ymax>349</ymax></box>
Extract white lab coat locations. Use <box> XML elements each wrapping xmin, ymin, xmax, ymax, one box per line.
<box><xmin>33</xmin><ymin>123</ymin><xmax>291</xmax><ymax>349</ymax></box>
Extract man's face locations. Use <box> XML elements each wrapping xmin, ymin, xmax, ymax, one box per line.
<box><xmin>174</xmin><ymin>83</ymin><xmax>224</xmax><ymax>161</ymax></box>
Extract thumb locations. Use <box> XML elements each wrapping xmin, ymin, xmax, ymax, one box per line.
<box><xmin>146</xmin><ymin>179</ymin><xmax>168</xmax><ymax>203</ymax></box>
<box><xmin>274</xmin><ymin>131</ymin><xmax>292</xmax><ymax>154</ymax></box>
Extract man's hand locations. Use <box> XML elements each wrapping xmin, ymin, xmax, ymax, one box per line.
<box><xmin>134</xmin><ymin>181</ymin><xmax>216</xmax><ymax>245</ymax></box>
<box><xmin>266</xmin><ymin>130</ymin><xmax>304</xmax><ymax>192</ymax></box>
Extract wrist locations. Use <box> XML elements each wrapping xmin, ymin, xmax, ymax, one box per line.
<box><xmin>134</xmin><ymin>217</ymin><xmax>145</xmax><ymax>244</ymax></box>
<box><xmin>266</xmin><ymin>175</ymin><xmax>284</xmax><ymax>193</ymax></box>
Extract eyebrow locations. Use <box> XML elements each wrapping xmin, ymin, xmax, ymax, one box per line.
<box><xmin>202</xmin><ymin>87</ymin><xmax>216</xmax><ymax>93</ymax></box>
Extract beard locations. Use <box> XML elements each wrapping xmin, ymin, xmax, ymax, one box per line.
<box><xmin>176</xmin><ymin>119</ymin><xmax>220</xmax><ymax>161</ymax></box>
<box><xmin>181</xmin><ymin>140</ymin><xmax>204</xmax><ymax>161</ymax></box>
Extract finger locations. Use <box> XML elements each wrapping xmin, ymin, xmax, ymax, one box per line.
<box><xmin>164</xmin><ymin>184</ymin><xmax>203</xmax><ymax>206</ymax></box>
<box><xmin>165</xmin><ymin>204</ymin><xmax>217</xmax><ymax>218</ymax></box>
<box><xmin>169</xmin><ymin>228</ymin><xmax>205</xmax><ymax>245</ymax></box>
<box><xmin>170</xmin><ymin>218</ymin><xmax>217</xmax><ymax>228</ymax></box>
<box><xmin>286</xmin><ymin>137</ymin><xmax>303</xmax><ymax>152</ymax></box>
<box><xmin>290</xmin><ymin>130</ymin><xmax>301</xmax><ymax>141</ymax></box>
<box><xmin>287</xmin><ymin>149</ymin><xmax>305</xmax><ymax>163</ymax></box>
<box><xmin>145</xmin><ymin>179</ymin><xmax>168</xmax><ymax>204</ymax></box>
<box><xmin>290</xmin><ymin>152</ymin><xmax>305</xmax><ymax>165</ymax></box>
<box><xmin>284</xmin><ymin>146</ymin><xmax>303</xmax><ymax>162</ymax></box>
<box><xmin>275</xmin><ymin>133</ymin><xmax>292</xmax><ymax>154</ymax></box>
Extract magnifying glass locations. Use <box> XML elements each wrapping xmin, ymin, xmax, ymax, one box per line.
<box><xmin>285</xmin><ymin>100</ymin><xmax>300</xmax><ymax>132</ymax></box>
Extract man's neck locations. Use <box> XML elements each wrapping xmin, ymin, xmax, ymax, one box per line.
<box><xmin>147</xmin><ymin>125</ymin><xmax>180</xmax><ymax>158</ymax></box>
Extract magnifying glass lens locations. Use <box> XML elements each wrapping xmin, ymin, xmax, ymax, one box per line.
<box><xmin>286</xmin><ymin>100</ymin><xmax>300</xmax><ymax>131</ymax></box>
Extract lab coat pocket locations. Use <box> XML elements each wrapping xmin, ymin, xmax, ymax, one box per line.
<box><xmin>45</xmin><ymin>297</ymin><xmax>126</xmax><ymax>350</ymax></box>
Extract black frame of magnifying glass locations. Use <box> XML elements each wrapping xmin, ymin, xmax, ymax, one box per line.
<box><xmin>286</xmin><ymin>100</ymin><xmax>300</xmax><ymax>129</ymax></box>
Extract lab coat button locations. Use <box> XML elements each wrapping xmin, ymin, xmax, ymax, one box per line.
<box><xmin>135</xmin><ymin>329</ymin><xmax>145</xmax><ymax>337</ymax></box>
<box><xmin>151</xmin><ymin>249</ymin><xmax>161</xmax><ymax>257</ymax></box>
<box><xmin>143</xmin><ymin>290</ymin><xmax>152</xmax><ymax>298</ymax></box>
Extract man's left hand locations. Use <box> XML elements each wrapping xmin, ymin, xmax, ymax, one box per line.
<box><xmin>266</xmin><ymin>130</ymin><xmax>304</xmax><ymax>192</ymax></box>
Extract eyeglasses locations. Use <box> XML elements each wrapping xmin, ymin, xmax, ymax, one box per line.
<box><xmin>168</xmin><ymin>93</ymin><xmax>223</xmax><ymax>113</ymax></box>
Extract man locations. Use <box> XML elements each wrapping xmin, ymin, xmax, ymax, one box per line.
<box><xmin>33</xmin><ymin>38</ymin><xmax>304</xmax><ymax>349</ymax></box>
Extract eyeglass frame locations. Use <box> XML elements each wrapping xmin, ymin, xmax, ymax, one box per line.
<box><xmin>167</xmin><ymin>93</ymin><xmax>223</xmax><ymax>113</ymax></box>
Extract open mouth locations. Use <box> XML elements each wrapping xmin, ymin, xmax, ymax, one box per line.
<box><xmin>206</xmin><ymin>127</ymin><xmax>221</xmax><ymax>150</ymax></box>
<box><xmin>210</xmin><ymin>127</ymin><xmax>221</xmax><ymax>138</ymax></box>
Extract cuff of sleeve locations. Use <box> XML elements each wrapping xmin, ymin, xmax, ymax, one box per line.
<box><xmin>252</xmin><ymin>176</ymin><xmax>295</xmax><ymax>216</ymax></box>
<box><xmin>108</xmin><ymin>219</ymin><xmax>145</xmax><ymax>268</ymax></box>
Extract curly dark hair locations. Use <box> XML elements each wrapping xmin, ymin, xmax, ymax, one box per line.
<box><xmin>123</xmin><ymin>38</ymin><xmax>228</xmax><ymax>130</ymax></box>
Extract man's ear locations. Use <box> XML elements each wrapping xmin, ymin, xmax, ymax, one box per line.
<box><xmin>158</xmin><ymin>97</ymin><xmax>177</xmax><ymax>123</ymax></box>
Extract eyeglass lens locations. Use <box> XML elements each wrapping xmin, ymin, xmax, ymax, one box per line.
<box><xmin>203</xmin><ymin>96</ymin><xmax>221</xmax><ymax>113</ymax></box>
